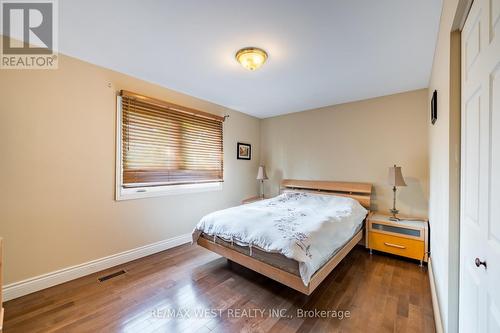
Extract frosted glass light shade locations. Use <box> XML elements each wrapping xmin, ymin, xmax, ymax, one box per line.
<box><xmin>235</xmin><ymin>47</ymin><xmax>268</xmax><ymax>71</ymax></box>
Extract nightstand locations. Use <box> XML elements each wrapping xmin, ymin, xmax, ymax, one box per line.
<box><xmin>366</xmin><ymin>212</ymin><xmax>429</xmax><ymax>265</ymax></box>
<box><xmin>241</xmin><ymin>196</ymin><xmax>266</xmax><ymax>204</ymax></box>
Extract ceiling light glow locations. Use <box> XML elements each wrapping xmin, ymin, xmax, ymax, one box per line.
<box><xmin>235</xmin><ymin>47</ymin><xmax>268</xmax><ymax>71</ymax></box>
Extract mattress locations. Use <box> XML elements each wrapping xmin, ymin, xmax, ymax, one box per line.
<box><xmin>200</xmin><ymin>232</ymin><xmax>301</xmax><ymax>275</ymax></box>
<box><xmin>193</xmin><ymin>191</ymin><xmax>368</xmax><ymax>285</ymax></box>
<box><xmin>199</xmin><ymin>228</ymin><xmax>364</xmax><ymax>277</ymax></box>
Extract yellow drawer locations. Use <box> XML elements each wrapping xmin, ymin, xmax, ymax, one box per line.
<box><xmin>369</xmin><ymin>232</ymin><xmax>424</xmax><ymax>261</ymax></box>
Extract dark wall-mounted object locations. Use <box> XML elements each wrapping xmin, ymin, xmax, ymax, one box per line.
<box><xmin>431</xmin><ymin>90</ymin><xmax>438</xmax><ymax>125</ymax></box>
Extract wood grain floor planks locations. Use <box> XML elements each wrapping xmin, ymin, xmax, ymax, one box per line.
<box><xmin>4</xmin><ymin>244</ymin><xmax>435</xmax><ymax>332</ymax></box>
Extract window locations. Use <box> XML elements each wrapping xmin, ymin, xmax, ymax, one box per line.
<box><xmin>116</xmin><ymin>90</ymin><xmax>224</xmax><ymax>200</ymax></box>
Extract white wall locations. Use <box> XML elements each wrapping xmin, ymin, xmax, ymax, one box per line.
<box><xmin>428</xmin><ymin>0</ymin><xmax>461</xmax><ymax>332</ymax></box>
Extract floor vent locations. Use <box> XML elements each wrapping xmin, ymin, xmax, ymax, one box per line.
<box><xmin>98</xmin><ymin>269</ymin><xmax>126</xmax><ymax>282</ymax></box>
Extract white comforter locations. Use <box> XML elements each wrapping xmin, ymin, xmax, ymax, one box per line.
<box><xmin>192</xmin><ymin>191</ymin><xmax>368</xmax><ymax>285</ymax></box>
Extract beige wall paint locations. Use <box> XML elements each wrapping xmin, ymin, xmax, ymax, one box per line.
<box><xmin>0</xmin><ymin>53</ymin><xmax>261</xmax><ymax>284</ymax></box>
<box><xmin>0</xmin><ymin>40</ymin><xmax>433</xmax><ymax>295</ymax></box>
<box><xmin>261</xmin><ymin>89</ymin><xmax>429</xmax><ymax>217</ymax></box>
<box><xmin>427</xmin><ymin>1</ymin><xmax>462</xmax><ymax>332</ymax></box>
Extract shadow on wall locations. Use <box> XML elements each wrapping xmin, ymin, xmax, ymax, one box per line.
<box><xmin>268</xmin><ymin>169</ymin><xmax>283</xmax><ymax>196</ymax></box>
<box><xmin>370</xmin><ymin>186</ymin><xmax>380</xmax><ymax>212</ymax></box>
<box><xmin>399</xmin><ymin>177</ymin><xmax>428</xmax><ymax>217</ymax></box>
<box><xmin>365</xmin><ymin>179</ymin><xmax>427</xmax><ymax>216</ymax></box>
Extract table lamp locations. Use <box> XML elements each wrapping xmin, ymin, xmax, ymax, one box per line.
<box><xmin>388</xmin><ymin>164</ymin><xmax>407</xmax><ymax>220</ymax></box>
<box><xmin>256</xmin><ymin>166</ymin><xmax>268</xmax><ymax>199</ymax></box>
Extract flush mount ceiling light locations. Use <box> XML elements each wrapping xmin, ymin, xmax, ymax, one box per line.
<box><xmin>235</xmin><ymin>47</ymin><xmax>268</xmax><ymax>71</ymax></box>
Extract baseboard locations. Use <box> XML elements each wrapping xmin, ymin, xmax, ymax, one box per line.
<box><xmin>428</xmin><ymin>257</ymin><xmax>444</xmax><ymax>333</ymax></box>
<box><xmin>2</xmin><ymin>233</ymin><xmax>191</xmax><ymax>301</ymax></box>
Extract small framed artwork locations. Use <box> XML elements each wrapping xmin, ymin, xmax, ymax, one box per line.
<box><xmin>237</xmin><ymin>142</ymin><xmax>251</xmax><ymax>160</ymax></box>
<box><xmin>431</xmin><ymin>90</ymin><xmax>438</xmax><ymax>125</ymax></box>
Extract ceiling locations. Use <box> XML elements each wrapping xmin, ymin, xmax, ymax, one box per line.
<box><xmin>60</xmin><ymin>0</ymin><xmax>442</xmax><ymax>118</ymax></box>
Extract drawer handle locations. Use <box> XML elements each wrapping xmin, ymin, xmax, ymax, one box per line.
<box><xmin>384</xmin><ymin>242</ymin><xmax>406</xmax><ymax>249</ymax></box>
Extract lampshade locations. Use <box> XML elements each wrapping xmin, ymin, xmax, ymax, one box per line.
<box><xmin>388</xmin><ymin>165</ymin><xmax>407</xmax><ymax>187</ymax></box>
<box><xmin>256</xmin><ymin>165</ymin><xmax>268</xmax><ymax>180</ymax></box>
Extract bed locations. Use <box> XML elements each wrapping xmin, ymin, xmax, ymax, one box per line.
<box><xmin>192</xmin><ymin>179</ymin><xmax>372</xmax><ymax>295</ymax></box>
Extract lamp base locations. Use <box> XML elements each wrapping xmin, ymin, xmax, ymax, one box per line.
<box><xmin>389</xmin><ymin>209</ymin><xmax>400</xmax><ymax>222</ymax></box>
<box><xmin>390</xmin><ymin>186</ymin><xmax>400</xmax><ymax>221</ymax></box>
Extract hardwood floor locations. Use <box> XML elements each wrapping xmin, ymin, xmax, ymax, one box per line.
<box><xmin>4</xmin><ymin>244</ymin><xmax>435</xmax><ymax>333</ymax></box>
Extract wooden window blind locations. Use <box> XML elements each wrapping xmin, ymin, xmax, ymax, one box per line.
<box><xmin>120</xmin><ymin>91</ymin><xmax>224</xmax><ymax>188</ymax></box>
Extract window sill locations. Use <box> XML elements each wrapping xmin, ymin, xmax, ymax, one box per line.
<box><xmin>115</xmin><ymin>182</ymin><xmax>223</xmax><ymax>201</ymax></box>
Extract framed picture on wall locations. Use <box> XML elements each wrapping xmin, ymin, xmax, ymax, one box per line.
<box><xmin>431</xmin><ymin>90</ymin><xmax>438</xmax><ymax>125</ymax></box>
<box><xmin>237</xmin><ymin>142</ymin><xmax>251</xmax><ymax>160</ymax></box>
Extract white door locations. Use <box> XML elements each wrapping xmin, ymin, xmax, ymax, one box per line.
<box><xmin>460</xmin><ymin>0</ymin><xmax>500</xmax><ymax>331</ymax></box>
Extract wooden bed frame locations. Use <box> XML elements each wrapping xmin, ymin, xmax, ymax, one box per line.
<box><xmin>197</xmin><ymin>179</ymin><xmax>372</xmax><ymax>295</ymax></box>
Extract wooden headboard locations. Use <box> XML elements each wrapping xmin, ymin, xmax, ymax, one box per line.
<box><xmin>280</xmin><ymin>179</ymin><xmax>372</xmax><ymax>209</ymax></box>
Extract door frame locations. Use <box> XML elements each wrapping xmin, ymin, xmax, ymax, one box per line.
<box><xmin>435</xmin><ymin>1</ymin><xmax>474</xmax><ymax>333</ymax></box>
<box><xmin>450</xmin><ymin>1</ymin><xmax>474</xmax><ymax>332</ymax></box>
